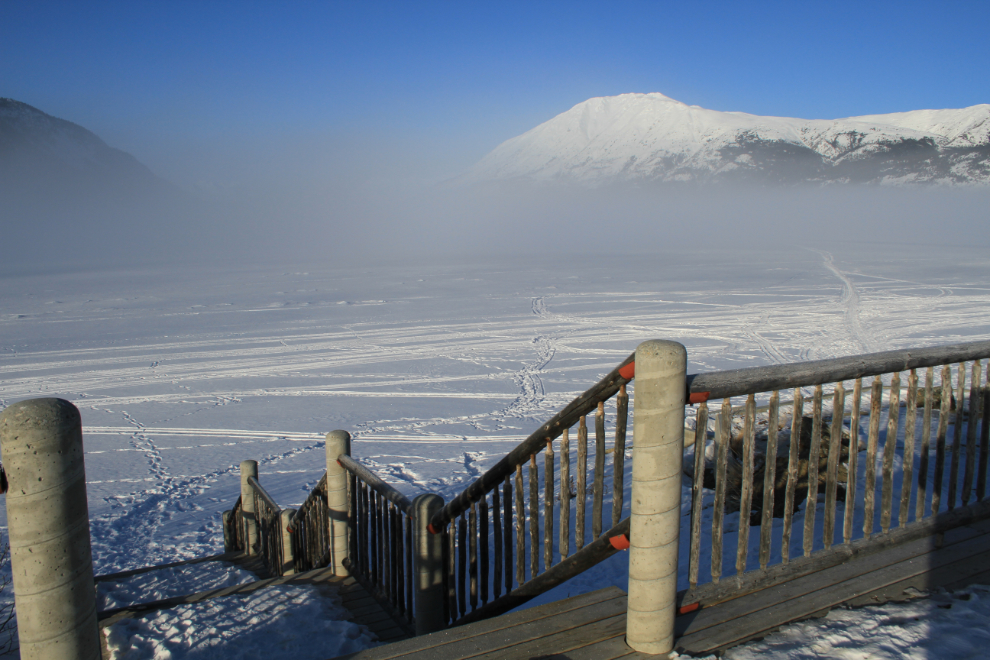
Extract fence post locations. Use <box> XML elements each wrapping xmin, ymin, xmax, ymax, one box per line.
<box><xmin>280</xmin><ymin>509</ymin><xmax>296</xmax><ymax>576</ymax></box>
<box><xmin>326</xmin><ymin>430</ymin><xmax>351</xmax><ymax>576</ymax></box>
<box><xmin>626</xmin><ymin>340</ymin><xmax>687</xmax><ymax>655</ymax></box>
<box><xmin>0</xmin><ymin>398</ymin><xmax>101</xmax><ymax>660</ymax></box>
<box><xmin>240</xmin><ymin>460</ymin><xmax>259</xmax><ymax>556</ymax></box>
<box><xmin>413</xmin><ymin>493</ymin><xmax>445</xmax><ymax>635</ymax></box>
<box><xmin>222</xmin><ymin>510</ymin><xmax>234</xmax><ymax>552</ymax></box>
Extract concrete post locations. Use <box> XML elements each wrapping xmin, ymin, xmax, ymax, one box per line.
<box><xmin>0</xmin><ymin>398</ymin><xmax>101</xmax><ymax>660</ymax></box>
<box><xmin>280</xmin><ymin>509</ymin><xmax>296</xmax><ymax>576</ymax></box>
<box><xmin>412</xmin><ymin>493</ymin><xmax>445</xmax><ymax>635</ymax></box>
<box><xmin>240</xmin><ymin>460</ymin><xmax>259</xmax><ymax>556</ymax></box>
<box><xmin>326</xmin><ymin>430</ymin><xmax>351</xmax><ymax>576</ymax></box>
<box><xmin>626</xmin><ymin>341</ymin><xmax>687</xmax><ymax>655</ymax></box>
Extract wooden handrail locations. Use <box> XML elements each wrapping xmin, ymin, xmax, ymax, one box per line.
<box><xmin>246</xmin><ymin>476</ymin><xmax>280</xmax><ymax>513</ymax></box>
<box><xmin>339</xmin><ymin>454</ymin><xmax>414</xmax><ymax>516</ymax></box>
<box><xmin>687</xmin><ymin>340</ymin><xmax>990</xmax><ymax>400</ymax></box>
<box><xmin>286</xmin><ymin>472</ymin><xmax>327</xmax><ymax>533</ymax></box>
<box><xmin>429</xmin><ymin>351</ymin><xmax>636</xmax><ymax>532</ymax></box>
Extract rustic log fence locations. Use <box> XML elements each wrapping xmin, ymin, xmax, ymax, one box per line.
<box><xmin>426</xmin><ymin>353</ymin><xmax>635</xmax><ymax>627</ymax></box>
<box><xmin>681</xmin><ymin>340</ymin><xmax>990</xmax><ymax>611</ymax></box>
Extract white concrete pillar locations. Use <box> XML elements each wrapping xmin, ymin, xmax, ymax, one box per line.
<box><xmin>412</xmin><ymin>493</ymin><xmax>445</xmax><ymax>635</ymax></box>
<box><xmin>626</xmin><ymin>340</ymin><xmax>687</xmax><ymax>655</ymax></box>
<box><xmin>240</xmin><ymin>460</ymin><xmax>259</xmax><ymax>555</ymax></box>
<box><xmin>280</xmin><ymin>509</ymin><xmax>296</xmax><ymax>576</ymax></box>
<box><xmin>326</xmin><ymin>430</ymin><xmax>351</xmax><ymax>576</ymax></box>
<box><xmin>0</xmin><ymin>398</ymin><xmax>101</xmax><ymax>660</ymax></box>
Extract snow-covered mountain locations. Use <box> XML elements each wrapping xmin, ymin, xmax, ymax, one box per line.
<box><xmin>462</xmin><ymin>93</ymin><xmax>990</xmax><ymax>186</ymax></box>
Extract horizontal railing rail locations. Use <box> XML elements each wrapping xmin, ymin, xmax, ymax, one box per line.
<box><xmin>340</xmin><ymin>455</ymin><xmax>414</xmax><ymax>515</ymax></box>
<box><xmin>687</xmin><ymin>340</ymin><xmax>990</xmax><ymax>400</ymax></box>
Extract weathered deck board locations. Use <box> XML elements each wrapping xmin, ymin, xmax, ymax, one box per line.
<box><xmin>340</xmin><ymin>516</ymin><xmax>990</xmax><ymax>659</ymax></box>
<box><xmin>96</xmin><ymin>558</ymin><xmax>412</xmax><ymax>644</ymax></box>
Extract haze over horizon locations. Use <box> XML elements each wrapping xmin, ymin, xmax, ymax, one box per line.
<box><xmin>2</xmin><ymin>1</ymin><xmax>989</xmax><ymax>270</ymax></box>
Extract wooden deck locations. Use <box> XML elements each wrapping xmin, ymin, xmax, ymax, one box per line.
<box><xmin>342</xmin><ymin>516</ymin><xmax>990</xmax><ymax>659</ymax></box>
<box><xmin>95</xmin><ymin>553</ymin><xmax>411</xmax><ymax>653</ymax></box>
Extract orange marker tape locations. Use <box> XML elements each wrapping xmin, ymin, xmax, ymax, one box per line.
<box><xmin>618</xmin><ymin>362</ymin><xmax>635</xmax><ymax>381</ymax></box>
<box><xmin>688</xmin><ymin>391</ymin><xmax>710</xmax><ymax>404</ymax></box>
<box><xmin>609</xmin><ymin>534</ymin><xmax>631</xmax><ymax>551</ymax></box>
<box><xmin>677</xmin><ymin>602</ymin><xmax>700</xmax><ymax>615</ymax></box>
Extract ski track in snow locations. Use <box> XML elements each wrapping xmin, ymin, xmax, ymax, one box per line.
<box><xmin>0</xmin><ymin>249</ymin><xmax>989</xmax><ymax>656</ymax></box>
<box><xmin>818</xmin><ymin>250</ymin><xmax>878</xmax><ymax>354</ymax></box>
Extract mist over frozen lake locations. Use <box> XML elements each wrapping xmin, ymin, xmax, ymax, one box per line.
<box><xmin>1</xmin><ymin>244</ymin><xmax>989</xmax><ymax>658</ymax></box>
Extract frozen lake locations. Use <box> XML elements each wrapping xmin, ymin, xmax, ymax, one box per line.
<box><xmin>1</xmin><ymin>244</ymin><xmax>989</xmax><ymax>657</ymax></box>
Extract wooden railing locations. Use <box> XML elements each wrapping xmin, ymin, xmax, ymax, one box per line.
<box><xmin>216</xmin><ymin>339</ymin><xmax>990</xmax><ymax>646</ymax></box>
<box><xmin>681</xmin><ymin>340</ymin><xmax>990</xmax><ymax>607</ymax></box>
<box><xmin>428</xmin><ymin>353</ymin><xmax>635</xmax><ymax>627</ymax></box>
<box><xmin>286</xmin><ymin>473</ymin><xmax>330</xmax><ymax>572</ymax></box>
<box><xmin>339</xmin><ymin>454</ymin><xmax>415</xmax><ymax>629</ymax></box>
<box><xmin>247</xmin><ymin>475</ymin><xmax>285</xmax><ymax>578</ymax></box>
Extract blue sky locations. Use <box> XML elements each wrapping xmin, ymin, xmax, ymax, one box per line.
<box><xmin>3</xmin><ymin>0</ymin><xmax>988</xmax><ymax>186</ymax></box>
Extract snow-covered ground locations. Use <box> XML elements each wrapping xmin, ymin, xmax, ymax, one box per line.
<box><xmin>1</xmin><ymin>245</ymin><xmax>989</xmax><ymax>658</ymax></box>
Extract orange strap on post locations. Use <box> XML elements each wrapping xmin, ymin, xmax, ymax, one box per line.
<box><xmin>609</xmin><ymin>534</ymin><xmax>631</xmax><ymax>551</ymax></box>
<box><xmin>619</xmin><ymin>362</ymin><xmax>635</xmax><ymax>380</ymax></box>
<box><xmin>687</xmin><ymin>391</ymin><xmax>710</xmax><ymax>404</ymax></box>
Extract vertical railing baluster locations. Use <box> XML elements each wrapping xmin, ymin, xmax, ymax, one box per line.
<box><xmin>759</xmin><ymin>392</ymin><xmax>779</xmax><ymax>570</ymax></box>
<box><xmin>880</xmin><ymin>373</ymin><xmax>902</xmax><ymax>534</ymax></box>
<box><xmin>405</xmin><ymin>511</ymin><xmax>413</xmax><ymax>617</ymax></box>
<box><xmin>736</xmin><ymin>394</ymin><xmax>756</xmax><ymax>575</ymax></box>
<box><xmin>469</xmin><ymin>503</ymin><xmax>477</xmax><ymax>611</ymax></box>
<box><xmin>689</xmin><ymin>401</ymin><xmax>709</xmax><ymax>586</ymax></box>
<box><xmin>371</xmin><ymin>490</ymin><xmax>379</xmax><ymax>588</ymax></box>
<box><xmin>560</xmin><ymin>428</ymin><xmax>570</xmax><ymax>561</ymax></box>
<box><xmin>917</xmin><ymin>368</ymin><xmax>934</xmax><ymax>520</ymax></box>
<box><xmin>900</xmin><ymin>370</ymin><xmax>919</xmax><ymax>525</ymax></box>
<box><xmin>593</xmin><ymin>402</ymin><xmax>606</xmax><ymax>539</ymax></box>
<box><xmin>949</xmin><ymin>363</ymin><xmax>967</xmax><ymax>510</ymax></box>
<box><xmin>824</xmin><ymin>382</ymin><xmax>845</xmax><ymax>549</ymax></box>
<box><xmin>804</xmin><ymin>385</ymin><xmax>824</xmax><ymax>557</ymax></box>
<box><xmin>963</xmin><ymin>360</ymin><xmax>982</xmax><ymax>505</ymax></box>
<box><xmin>492</xmin><ymin>485</ymin><xmax>502</xmax><ymax>600</ymax></box>
<box><xmin>383</xmin><ymin>499</ymin><xmax>391</xmax><ymax>598</ymax></box>
<box><xmin>392</xmin><ymin>504</ymin><xmax>400</xmax><ymax>609</ymax></box>
<box><xmin>932</xmin><ymin>365</ymin><xmax>952</xmax><ymax>514</ymax></box>
<box><xmin>457</xmin><ymin>513</ymin><xmax>467</xmax><ymax>619</ymax></box>
<box><xmin>503</xmin><ymin>475</ymin><xmax>513</xmax><ymax>593</ymax></box>
<box><xmin>979</xmin><ymin>365</ymin><xmax>990</xmax><ymax>501</ymax></box>
<box><xmin>576</xmin><ymin>416</ymin><xmax>588</xmax><ymax>551</ymax></box>
<box><xmin>480</xmin><ymin>497</ymin><xmax>489</xmax><ymax>606</ymax></box>
<box><xmin>544</xmin><ymin>440</ymin><xmax>554</xmax><ymax>571</ymax></box>
<box><xmin>864</xmin><ymin>376</ymin><xmax>883</xmax><ymax>536</ymax></box>
<box><xmin>529</xmin><ymin>454</ymin><xmax>539</xmax><ymax>576</ymax></box>
<box><xmin>613</xmin><ymin>384</ymin><xmax>629</xmax><ymax>527</ymax></box>
<box><xmin>844</xmin><ymin>378</ymin><xmax>863</xmax><ymax>544</ymax></box>
<box><xmin>446</xmin><ymin>520</ymin><xmax>456</xmax><ymax>622</ymax></box>
<box><xmin>711</xmin><ymin>400</ymin><xmax>731</xmax><ymax>582</ymax></box>
<box><xmin>782</xmin><ymin>389</ymin><xmax>803</xmax><ymax>564</ymax></box>
<box><xmin>349</xmin><ymin>473</ymin><xmax>358</xmax><ymax>574</ymax></box>
<box><xmin>514</xmin><ymin>464</ymin><xmax>525</xmax><ymax>585</ymax></box>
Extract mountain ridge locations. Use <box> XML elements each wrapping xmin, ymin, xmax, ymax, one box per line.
<box><xmin>462</xmin><ymin>93</ymin><xmax>990</xmax><ymax>186</ymax></box>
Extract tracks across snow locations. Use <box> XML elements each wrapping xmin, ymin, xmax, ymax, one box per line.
<box><xmin>818</xmin><ymin>250</ymin><xmax>879</xmax><ymax>354</ymax></box>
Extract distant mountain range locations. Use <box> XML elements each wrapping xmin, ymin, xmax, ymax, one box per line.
<box><xmin>461</xmin><ymin>93</ymin><xmax>990</xmax><ymax>187</ymax></box>
<box><xmin>0</xmin><ymin>97</ymin><xmax>165</xmax><ymax>201</ymax></box>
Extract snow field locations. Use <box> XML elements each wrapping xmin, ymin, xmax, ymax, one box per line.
<box><xmin>1</xmin><ymin>246</ymin><xmax>989</xmax><ymax>658</ymax></box>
